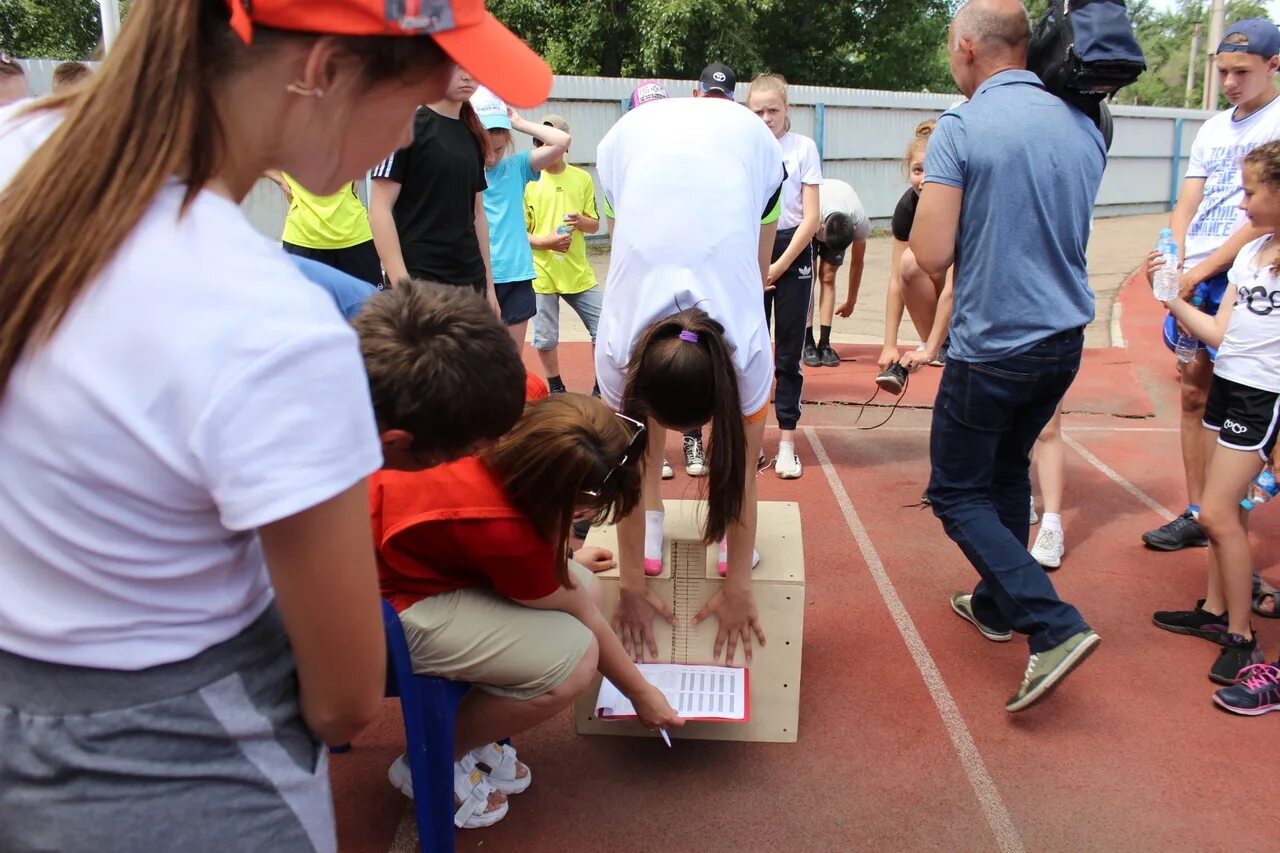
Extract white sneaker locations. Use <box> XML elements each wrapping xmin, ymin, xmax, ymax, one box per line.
<box><xmin>774</xmin><ymin>451</ymin><xmax>802</xmax><ymax>480</ymax></box>
<box><xmin>661</xmin><ymin>459</ymin><xmax>674</xmax><ymax>480</ymax></box>
<box><xmin>1031</xmin><ymin>527</ymin><xmax>1064</xmax><ymax>569</ymax></box>
<box><xmin>683</xmin><ymin>435</ymin><xmax>707</xmax><ymax>477</ymax></box>
<box><xmin>1029</xmin><ymin>496</ymin><xmax>1039</xmax><ymax>525</ymax></box>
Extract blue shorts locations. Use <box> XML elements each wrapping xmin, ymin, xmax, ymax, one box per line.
<box><xmin>1162</xmin><ymin>273</ymin><xmax>1227</xmax><ymax>361</ymax></box>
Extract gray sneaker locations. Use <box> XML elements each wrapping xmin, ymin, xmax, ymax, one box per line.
<box><xmin>1005</xmin><ymin>629</ymin><xmax>1101</xmax><ymax>712</ymax></box>
<box><xmin>950</xmin><ymin>593</ymin><xmax>1013</xmax><ymax>642</ymax></box>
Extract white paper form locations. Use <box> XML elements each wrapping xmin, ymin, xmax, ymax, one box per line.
<box><xmin>594</xmin><ymin>663</ymin><xmax>748</xmax><ymax>721</ymax></box>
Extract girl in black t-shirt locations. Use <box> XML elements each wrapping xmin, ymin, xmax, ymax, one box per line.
<box><xmin>877</xmin><ymin>120</ymin><xmax>952</xmax><ymax>383</ymax></box>
<box><xmin>370</xmin><ymin>65</ymin><xmax>497</xmax><ymax>309</ymax></box>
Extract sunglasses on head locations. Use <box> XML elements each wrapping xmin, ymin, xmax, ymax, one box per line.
<box><xmin>582</xmin><ymin>413</ymin><xmax>647</xmax><ymax>499</ymax></box>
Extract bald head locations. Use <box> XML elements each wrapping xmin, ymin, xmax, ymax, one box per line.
<box><xmin>947</xmin><ymin>0</ymin><xmax>1031</xmax><ymax>97</ymax></box>
<box><xmin>952</xmin><ymin>0</ymin><xmax>1031</xmax><ymax>54</ymax></box>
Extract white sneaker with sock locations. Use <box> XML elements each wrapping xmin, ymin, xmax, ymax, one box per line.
<box><xmin>1031</xmin><ymin>512</ymin><xmax>1064</xmax><ymax>568</ymax></box>
<box><xmin>774</xmin><ymin>440</ymin><xmax>802</xmax><ymax>479</ymax></box>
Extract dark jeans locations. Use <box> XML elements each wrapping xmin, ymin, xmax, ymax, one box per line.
<box><xmin>282</xmin><ymin>239</ymin><xmax>382</xmax><ymax>286</ymax></box>
<box><xmin>763</xmin><ymin>227</ymin><xmax>813</xmax><ymax>431</ymax></box>
<box><xmin>926</xmin><ymin>328</ymin><xmax>1090</xmax><ymax>653</ymax></box>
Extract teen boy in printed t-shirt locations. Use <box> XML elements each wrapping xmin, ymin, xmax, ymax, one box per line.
<box><xmin>525</xmin><ymin>114</ymin><xmax>603</xmax><ymax>396</ymax></box>
<box><xmin>1143</xmin><ymin>18</ymin><xmax>1280</xmax><ymax>552</ymax></box>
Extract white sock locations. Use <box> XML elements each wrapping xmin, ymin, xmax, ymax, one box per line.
<box><xmin>645</xmin><ymin>511</ymin><xmax>664</xmax><ymax>561</ymax></box>
<box><xmin>778</xmin><ymin>440</ymin><xmax>796</xmax><ymax>463</ymax></box>
<box><xmin>1041</xmin><ymin>512</ymin><xmax>1063</xmax><ymax>533</ymax></box>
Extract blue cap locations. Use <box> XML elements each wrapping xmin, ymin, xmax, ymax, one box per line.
<box><xmin>1218</xmin><ymin>19</ymin><xmax>1280</xmax><ymax>59</ymax></box>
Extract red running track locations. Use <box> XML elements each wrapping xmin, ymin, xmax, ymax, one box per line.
<box><xmin>331</xmin><ymin>271</ymin><xmax>1278</xmax><ymax>852</ymax></box>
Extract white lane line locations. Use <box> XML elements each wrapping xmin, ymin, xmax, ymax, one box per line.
<box><xmin>1061</xmin><ymin>433</ymin><xmax>1177</xmax><ymax>522</ymax></box>
<box><xmin>388</xmin><ymin>806</ymin><xmax>416</xmax><ymax>853</ymax></box>
<box><xmin>803</xmin><ymin>427</ymin><xmax>1026</xmax><ymax>853</ymax></box>
<box><xmin>792</xmin><ymin>424</ymin><xmax>1177</xmax><ymax>434</ymax></box>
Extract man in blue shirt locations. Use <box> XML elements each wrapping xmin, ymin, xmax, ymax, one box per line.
<box><xmin>907</xmin><ymin>0</ymin><xmax>1103</xmax><ymax>713</ymax></box>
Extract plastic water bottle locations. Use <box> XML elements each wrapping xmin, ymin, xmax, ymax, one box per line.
<box><xmin>1174</xmin><ymin>295</ymin><xmax>1204</xmax><ymax>364</ymax></box>
<box><xmin>1153</xmin><ymin>228</ymin><xmax>1180</xmax><ymax>302</ymax></box>
<box><xmin>1241</xmin><ymin>469</ymin><xmax>1278</xmax><ymax>511</ymax></box>
<box><xmin>553</xmin><ymin>214</ymin><xmax>574</xmax><ymax>261</ymax></box>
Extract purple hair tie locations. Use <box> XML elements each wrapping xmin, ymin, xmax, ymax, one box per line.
<box><xmin>678</xmin><ymin>330</ymin><xmax>699</xmax><ymax>343</ymax></box>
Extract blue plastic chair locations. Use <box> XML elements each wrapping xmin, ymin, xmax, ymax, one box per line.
<box><xmin>381</xmin><ymin>599</ymin><xmax>469</xmax><ymax>853</ymax></box>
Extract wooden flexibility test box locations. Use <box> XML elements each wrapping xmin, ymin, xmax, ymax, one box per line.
<box><xmin>573</xmin><ymin>500</ymin><xmax>804</xmax><ymax>743</ymax></box>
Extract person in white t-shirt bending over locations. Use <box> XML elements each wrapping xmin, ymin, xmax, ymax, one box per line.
<box><xmin>595</xmin><ymin>73</ymin><xmax>786</xmax><ymax>665</ymax></box>
<box><xmin>1143</xmin><ymin>19</ymin><xmax>1280</xmax><ymax>553</ymax></box>
<box><xmin>0</xmin><ymin>0</ymin><xmax>551</xmax><ymax>848</ymax></box>
<box><xmin>811</xmin><ymin>178</ymin><xmax>871</xmax><ymax>365</ymax></box>
<box><xmin>747</xmin><ymin>72</ymin><xmax>822</xmax><ymax>480</ymax></box>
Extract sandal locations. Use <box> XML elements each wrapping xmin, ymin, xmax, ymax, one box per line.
<box><xmin>386</xmin><ymin>753</ymin><xmax>508</xmax><ymax>829</ymax></box>
<box><xmin>469</xmin><ymin>742</ymin><xmax>531</xmax><ymax>795</ymax></box>
<box><xmin>1253</xmin><ymin>590</ymin><xmax>1279</xmax><ymax>619</ymax></box>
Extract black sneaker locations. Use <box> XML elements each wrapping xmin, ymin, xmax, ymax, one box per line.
<box><xmin>930</xmin><ymin>341</ymin><xmax>948</xmax><ymax>367</ymax></box>
<box><xmin>683</xmin><ymin>434</ymin><xmax>707</xmax><ymax>477</ymax></box>
<box><xmin>802</xmin><ymin>345</ymin><xmax>821</xmax><ymax>368</ymax></box>
<box><xmin>1152</xmin><ymin>599</ymin><xmax>1229</xmax><ymax>644</ymax></box>
<box><xmin>548</xmin><ymin>380</ymin><xmax>567</xmax><ymax>395</ymax></box>
<box><xmin>875</xmin><ymin>362</ymin><xmax>907</xmax><ymax>395</ymax></box>
<box><xmin>1211</xmin><ymin>634</ymin><xmax>1265</xmax><ymax>685</ymax></box>
<box><xmin>1142</xmin><ymin>512</ymin><xmax>1208</xmax><ymax>551</ymax></box>
<box><xmin>820</xmin><ymin>345</ymin><xmax>840</xmax><ymax>368</ymax></box>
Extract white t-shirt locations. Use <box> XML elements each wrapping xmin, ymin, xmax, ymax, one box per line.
<box><xmin>1184</xmin><ymin>97</ymin><xmax>1280</xmax><ymax>270</ymax></box>
<box><xmin>0</xmin><ymin>106</ymin><xmax>383</xmax><ymax>669</ymax></box>
<box><xmin>595</xmin><ymin>97</ymin><xmax>785</xmax><ymax>417</ymax></box>
<box><xmin>777</xmin><ymin>131</ymin><xmax>822</xmax><ymax>230</ymax></box>
<box><xmin>1217</xmin><ymin>235</ymin><xmax>1280</xmax><ymax>393</ymax></box>
<box><xmin>819</xmin><ymin>179</ymin><xmax>872</xmax><ymax>242</ymax></box>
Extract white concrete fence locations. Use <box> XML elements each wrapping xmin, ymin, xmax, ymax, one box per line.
<box><xmin>17</xmin><ymin>60</ymin><xmax>1211</xmax><ymax>240</ymax></box>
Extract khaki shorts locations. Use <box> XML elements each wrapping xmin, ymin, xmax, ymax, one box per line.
<box><xmin>398</xmin><ymin>563</ymin><xmax>595</xmax><ymax>700</ymax></box>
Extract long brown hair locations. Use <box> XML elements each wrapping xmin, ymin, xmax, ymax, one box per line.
<box><xmin>0</xmin><ymin>0</ymin><xmax>448</xmax><ymax>396</ymax></box>
<box><xmin>621</xmin><ymin>309</ymin><xmax>746</xmax><ymax>545</ymax></box>
<box><xmin>459</xmin><ymin>100</ymin><xmax>492</xmax><ymax>164</ymax></box>
<box><xmin>484</xmin><ymin>394</ymin><xmax>642</xmax><ymax>588</ymax></box>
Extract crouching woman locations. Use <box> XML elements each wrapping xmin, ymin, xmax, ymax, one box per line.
<box><xmin>371</xmin><ymin>393</ymin><xmax>683</xmax><ymax>827</ymax></box>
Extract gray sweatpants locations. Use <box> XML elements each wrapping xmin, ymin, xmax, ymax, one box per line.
<box><xmin>0</xmin><ymin>605</ymin><xmax>336</xmax><ymax>852</ymax></box>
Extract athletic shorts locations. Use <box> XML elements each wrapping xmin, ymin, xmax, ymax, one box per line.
<box><xmin>0</xmin><ymin>606</ymin><xmax>335</xmax><ymax>853</ymax></box>
<box><xmin>283</xmin><ymin>239</ymin><xmax>382</xmax><ymax>286</ymax></box>
<box><xmin>397</xmin><ymin>563</ymin><xmax>595</xmax><ymax>701</ymax></box>
<box><xmin>1203</xmin><ymin>373</ymin><xmax>1280</xmax><ymax>459</ymax></box>
<box><xmin>1163</xmin><ymin>273</ymin><xmax>1228</xmax><ymax>361</ymax></box>
<box><xmin>495</xmin><ymin>279</ymin><xmax>537</xmax><ymax>326</ymax></box>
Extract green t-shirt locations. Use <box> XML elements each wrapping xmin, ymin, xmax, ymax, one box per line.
<box><xmin>524</xmin><ymin>164</ymin><xmax>599</xmax><ymax>295</ymax></box>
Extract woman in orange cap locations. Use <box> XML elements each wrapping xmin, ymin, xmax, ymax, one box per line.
<box><xmin>0</xmin><ymin>1</ymin><xmax>549</xmax><ymax>848</ymax></box>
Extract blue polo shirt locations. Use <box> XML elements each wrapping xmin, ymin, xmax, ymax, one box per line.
<box><xmin>924</xmin><ymin>70</ymin><xmax>1105</xmax><ymax>362</ymax></box>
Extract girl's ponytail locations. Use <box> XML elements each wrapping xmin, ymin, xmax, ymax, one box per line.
<box><xmin>622</xmin><ymin>309</ymin><xmax>746</xmax><ymax>544</ymax></box>
<box><xmin>460</xmin><ymin>100</ymin><xmax>493</xmax><ymax>166</ymax></box>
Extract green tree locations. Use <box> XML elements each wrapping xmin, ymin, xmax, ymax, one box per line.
<box><xmin>0</xmin><ymin>0</ymin><xmax>131</xmax><ymax>60</ymax></box>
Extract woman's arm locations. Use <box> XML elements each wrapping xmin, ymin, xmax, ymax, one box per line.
<box><xmin>767</xmin><ymin>183</ymin><xmax>820</xmax><ymax>283</ymax></box>
<box><xmin>259</xmin><ymin>481</ymin><xmax>385</xmax><ymax>746</ymax></box>
<box><xmin>879</xmin><ymin>239</ymin><xmax>909</xmax><ymax>367</ymax></box>
<box><xmin>517</xmin><ymin>579</ymin><xmax>683</xmax><ymax>730</ymax></box>
<box><xmin>369</xmin><ymin>179</ymin><xmax>407</xmax><ymax>285</ymax></box>
<box><xmin>513</xmin><ymin>109</ymin><xmax>571</xmax><ymax>172</ymax></box>
<box><xmin>474</xmin><ymin>193</ymin><xmax>499</xmax><ymax>312</ymax></box>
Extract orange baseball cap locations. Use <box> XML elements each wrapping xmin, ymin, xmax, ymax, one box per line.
<box><xmin>225</xmin><ymin>0</ymin><xmax>552</xmax><ymax>107</ymax></box>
